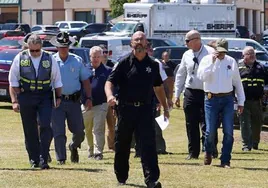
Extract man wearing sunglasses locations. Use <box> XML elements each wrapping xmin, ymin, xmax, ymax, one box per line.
<box><xmin>174</xmin><ymin>30</ymin><xmax>215</xmax><ymax>160</ymax></box>
<box><xmin>9</xmin><ymin>34</ymin><xmax>63</xmax><ymax>169</ymax></box>
<box><xmin>197</xmin><ymin>38</ymin><xmax>245</xmax><ymax>168</ymax></box>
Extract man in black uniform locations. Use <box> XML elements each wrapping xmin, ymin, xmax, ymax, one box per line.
<box><xmin>239</xmin><ymin>46</ymin><xmax>268</xmax><ymax>151</ymax></box>
<box><xmin>105</xmin><ymin>31</ymin><xmax>169</xmax><ymax>188</ymax></box>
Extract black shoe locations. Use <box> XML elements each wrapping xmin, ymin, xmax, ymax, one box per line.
<box><xmin>69</xmin><ymin>144</ymin><xmax>79</xmax><ymax>163</ymax></box>
<box><xmin>40</xmin><ymin>163</ymin><xmax>50</xmax><ymax>170</ymax></box>
<box><xmin>57</xmin><ymin>160</ymin><xmax>66</xmax><ymax>165</ymax></box>
<box><xmin>94</xmin><ymin>154</ymin><xmax>103</xmax><ymax>160</ymax></box>
<box><xmin>253</xmin><ymin>143</ymin><xmax>259</xmax><ymax>150</ymax></box>
<box><xmin>147</xmin><ymin>181</ymin><xmax>162</xmax><ymax>188</ymax></box>
<box><xmin>185</xmin><ymin>154</ymin><xmax>198</xmax><ymax>160</ymax></box>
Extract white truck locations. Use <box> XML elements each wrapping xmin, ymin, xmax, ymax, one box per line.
<box><xmin>106</xmin><ymin>0</ymin><xmax>237</xmax><ymax>45</ymax></box>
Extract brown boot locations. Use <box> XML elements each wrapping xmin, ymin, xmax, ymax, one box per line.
<box><xmin>204</xmin><ymin>152</ymin><xmax>212</xmax><ymax>165</ymax></box>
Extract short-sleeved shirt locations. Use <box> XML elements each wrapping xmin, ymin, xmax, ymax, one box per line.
<box><xmin>53</xmin><ymin>52</ymin><xmax>90</xmax><ymax>95</ymax></box>
<box><xmin>107</xmin><ymin>53</ymin><xmax>163</xmax><ymax>103</ymax></box>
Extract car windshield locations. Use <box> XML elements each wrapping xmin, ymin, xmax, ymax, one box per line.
<box><xmin>70</xmin><ymin>23</ymin><xmax>87</xmax><ymax>28</ymax></box>
<box><xmin>0</xmin><ymin>38</ymin><xmax>20</xmax><ymax>47</ymax></box>
<box><xmin>110</xmin><ymin>23</ymin><xmax>136</xmax><ymax>33</ymax></box>
<box><xmin>153</xmin><ymin>48</ymin><xmax>187</xmax><ymax>62</ymax></box>
<box><xmin>227</xmin><ymin>51</ymin><xmax>243</xmax><ymax>61</ymax></box>
<box><xmin>0</xmin><ymin>51</ymin><xmax>18</xmax><ymax>64</ymax></box>
<box><xmin>2</xmin><ymin>24</ymin><xmax>16</xmax><ymax>30</ymax></box>
<box><xmin>256</xmin><ymin>53</ymin><xmax>268</xmax><ymax>61</ymax></box>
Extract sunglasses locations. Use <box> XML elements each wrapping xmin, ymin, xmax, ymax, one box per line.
<box><xmin>30</xmin><ymin>49</ymin><xmax>41</xmax><ymax>53</ymax></box>
<box><xmin>103</xmin><ymin>50</ymin><xmax>108</xmax><ymax>54</ymax></box>
<box><xmin>185</xmin><ymin>37</ymin><xmax>199</xmax><ymax>43</ymax></box>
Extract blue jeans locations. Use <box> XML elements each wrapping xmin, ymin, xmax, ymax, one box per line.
<box><xmin>204</xmin><ymin>95</ymin><xmax>234</xmax><ymax>165</ymax></box>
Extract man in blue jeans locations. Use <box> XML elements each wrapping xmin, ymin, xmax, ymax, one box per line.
<box><xmin>197</xmin><ymin>38</ymin><xmax>245</xmax><ymax>168</ymax></box>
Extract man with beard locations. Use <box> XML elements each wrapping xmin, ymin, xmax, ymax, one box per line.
<box><xmin>105</xmin><ymin>31</ymin><xmax>169</xmax><ymax>188</ymax></box>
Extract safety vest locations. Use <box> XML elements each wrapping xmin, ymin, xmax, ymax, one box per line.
<box><xmin>239</xmin><ymin>61</ymin><xmax>266</xmax><ymax>100</ymax></box>
<box><xmin>19</xmin><ymin>50</ymin><xmax>52</xmax><ymax>92</ymax></box>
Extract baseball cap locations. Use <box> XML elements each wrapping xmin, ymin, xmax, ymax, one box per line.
<box><xmin>216</xmin><ymin>38</ymin><xmax>228</xmax><ymax>53</ymax></box>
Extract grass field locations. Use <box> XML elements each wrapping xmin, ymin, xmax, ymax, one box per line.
<box><xmin>1</xmin><ymin>101</ymin><xmax>268</xmax><ymax>188</ymax></box>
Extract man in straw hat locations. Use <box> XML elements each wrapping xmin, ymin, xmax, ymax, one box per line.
<box><xmin>9</xmin><ymin>34</ymin><xmax>63</xmax><ymax>169</ymax></box>
<box><xmin>197</xmin><ymin>38</ymin><xmax>245</xmax><ymax>168</ymax></box>
<box><xmin>50</xmin><ymin>31</ymin><xmax>92</xmax><ymax>164</ymax></box>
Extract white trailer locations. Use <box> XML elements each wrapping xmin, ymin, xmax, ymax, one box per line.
<box><xmin>107</xmin><ymin>0</ymin><xmax>236</xmax><ymax>45</ymax></box>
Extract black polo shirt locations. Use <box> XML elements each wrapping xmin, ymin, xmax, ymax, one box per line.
<box><xmin>107</xmin><ymin>52</ymin><xmax>163</xmax><ymax>103</ymax></box>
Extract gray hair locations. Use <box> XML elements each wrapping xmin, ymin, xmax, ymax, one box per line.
<box><xmin>27</xmin><ymin>34</ymin><xmax>43</xmax><ymax>46</ymax></box>
<box><xmin>90</xmin><ymin>46</ymin><xmax>103</xmax><ymax>56</ymax></box>
<box><xmin>243</xmin><ymin>46</ymin><xmax>255</xmax><ymax>55</ymax></box>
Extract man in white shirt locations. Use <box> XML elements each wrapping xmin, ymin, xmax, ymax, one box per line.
<box><xmin>174</xmin><ymin>30</ymin><xmax>214</xmax><ymax>160</ymax></box>
<box><xmin>9</xmin><ymin>34</ymin><xmax>62</xmax><ymax>169</ymax></box>
<box><xmin>197</xmin><ymin>38</ymin><xmax>245</xmax><ymax>168</ymax></box>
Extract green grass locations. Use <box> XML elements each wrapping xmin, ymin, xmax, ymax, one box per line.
<box><xmin>1</xmin><ymin>102</ymin><xmax>268</xmax><ymax>188</ymax></box>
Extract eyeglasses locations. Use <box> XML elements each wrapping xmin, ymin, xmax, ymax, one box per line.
<box><xmin>185</xmin><ymin>38</ymin><xmax>199</xmax><ymax>43</ymax></box>
<box><xmin>30</xmin><ymin>49</ymin><xmax>41</xmax><ymax>53</ymax></box>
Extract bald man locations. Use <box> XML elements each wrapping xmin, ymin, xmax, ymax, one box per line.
<box><xmin>105</xmin><ymin>31</ymin><xmax>169</xmax><ymax>188</ymax></box>
<box><xmin>239</xmin><ymin>46</ymin><xmax>268</xmax><ymax>151</ymax></box>
<box><xmin>174</xmin><ymin>30</ymin><xmax>215</xmax><ymax>160</ymax></box>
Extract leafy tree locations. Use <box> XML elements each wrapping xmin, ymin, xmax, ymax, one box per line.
<box><xmin>109</xmin><ymin>0</ymin><xmax>135</xmax><ymax>18</ymax></box>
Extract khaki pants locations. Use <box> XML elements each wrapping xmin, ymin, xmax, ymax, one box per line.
<box><xmin>82</xmin><ymin>103</ymin><xmax>108</xmax><ymax>155</ymax></box>
<box><xmin>106</xmin><ymin>106</ymin><xmax>116</xmax><ymax>150</ymax></box>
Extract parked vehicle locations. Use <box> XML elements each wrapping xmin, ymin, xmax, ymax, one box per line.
<box><xmin>202</xmin><ymin>37</ymin><xmax>268</xmax><ymax>53</ymax></box>
<box><xmin>104</xmin><ymin>1</ymin><xmax>237</xmax><ymax>45</ymax></box>
<box><xmin>153</xmin><ymin>46</ymin><xmax>188</xmax><ymax>65</ymax></box>
<box><xmin>31</xmin><ymin>25</ymin><xmax>60</xmax><ymax>33</ymax></box>
<box><xmin>68</xmin><ymin>23</ymin><xmax>113</xmax><ymax>40</ymax></box>
<box><xmin>235</xmin><ymin>25</ymin><xmax>250</xmax><ymax>38</ymax></box>
<box><xmin>1</xmin><ymin>23</ymin><xmax>31</xmax><ymax>34</ymax></box>
<box><xmin>79</xmin><ymin>35</ymin><xmax>131</xmax><ymax>60</ymax></box>
<box><xmin>55</xmin><ymin>21</ymin><xmax>87</xmax><ymax>30</ymax></box>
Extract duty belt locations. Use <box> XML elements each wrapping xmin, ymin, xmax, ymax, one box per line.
<box><xmin>62</xmin><ymin>91</ymin><xmax>81</xmax><ymax>102</ymax></box>
<box><xmin>121</xmin><ymin>101</ymin><xmax>150</xmax><ymax>107</ymax></box>
<box><xmin>205</xmin><ymin>91</ymin><xmax>233</xmax><ymax>99</ymax></box>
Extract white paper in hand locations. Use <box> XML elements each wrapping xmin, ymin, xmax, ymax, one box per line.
<box><xmin>155</xmin><ymin>115</ymin><xmax>169</xmax><ymax>131</ymax></box>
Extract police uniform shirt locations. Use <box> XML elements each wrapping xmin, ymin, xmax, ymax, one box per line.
<box><xmin>105</xmin><ymin>59</ymin><xmax>115</xmax><ymax>68</ymax></box>
<box><xmin>162</xmin><ymin>60</ymin><xmax>176</xmax><ymax>77</ymax></box>
<box><xmin>107</xmin><ymin>53</ymin><xmax>163</xmax><ymax>103</ymax></box>
<box><xmin>174</xmin><ymin>45</ymin><xmax>215</xmax><ymax>98</ymax></box>
<box><xmin>9</xmin><ymin>50</ymin><xmax>63</xmax><ymax>89</ymax></box>
<box><xmin>197</xmin><ymin>54</ymin><xmax>245</xmax><ymax>106</ymax></box>
<box><xmin>53</xmin><ymin>52</ymin><xmax>90</xmax><ymax>95</ymax></box>
<box><xmin>238</xmin><ymin>60</ymin><xmax>268</xmax><ymax>100</ymax></box>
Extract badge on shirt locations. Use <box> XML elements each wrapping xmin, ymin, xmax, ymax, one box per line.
<box><xmin>207</xmin><ymin>92</ymin><xmax>212</xmax><ymax>99</ymax></box>
<box><xmin>71</xmin><ymin>67</ymin><xmax>75</xmax><ymax>72</ymax></box>
<box><xmin>42</xmin><ymin>60</ymin><xmax>50</xmax><ymax>68</ymax></box>
<box><xmin>146</xmin><ymin>66</ymin><xmax>152</xmax><ymax>73</ymax></box>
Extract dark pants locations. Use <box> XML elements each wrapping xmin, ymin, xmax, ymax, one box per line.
<box><xmin>51</xmin><ymin>100</ymin><xmax>85</xmax><ymax>161</ymax></box>
<box><xmin>134</xmin><ymin>104</ymin><xmax>166</xmax><ymax>155</ymax></box>
<box><xmin>115</xmin><ymin>104</ymin><xmax>159</xmax><ymax>185</ymax></box>
<box><xmin>155</xmin><ymin>107</ymin><xmax>166</xmax><ymax>152</ymax></box>
<box><xmin>19</xmin><ymin>92</ymin><xmax>53</xmax><ymax>164</ymax></box>
<box><xmin>183</xmin><ymin>88</ymin><xmax>205</xmax><ymax>158</ymax></box>
<box><xmin>240</xmin><ymin>100</ymin><xmax>263</xmax><ymax>149</ymax></box>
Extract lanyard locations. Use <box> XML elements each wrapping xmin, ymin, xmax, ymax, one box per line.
<box><xmin>191</xmin><ymin>45</ymin><xmax>203</xmax><ymax>75</ymax></box>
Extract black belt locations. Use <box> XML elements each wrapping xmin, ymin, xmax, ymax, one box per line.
<box><xmin>62</xmin><ymin>91</ymin><xmax>81</xmax><ymax>101</ymax></box>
